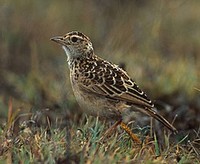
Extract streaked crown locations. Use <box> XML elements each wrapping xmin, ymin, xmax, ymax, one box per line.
<box><xmin>51</xmin><ymin>31</ymin><xmax>94</xmax><ymax>60</ymax></box>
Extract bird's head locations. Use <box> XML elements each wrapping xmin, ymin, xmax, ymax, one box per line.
<box><xmin>51</xmin><ymin>31</ymin><xmax>94</xmax><ymax>60</ymax></box>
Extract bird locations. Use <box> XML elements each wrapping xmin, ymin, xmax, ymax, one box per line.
<box><xmin>50</xmin><ymin>31</ymin><xmax>177</xmax><ymax>142</ymax></box>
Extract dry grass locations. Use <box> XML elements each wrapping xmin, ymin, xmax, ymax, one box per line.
<box><xmin>0</xmin><ymin>100</ymin><xmax>199</xmax><ymax>163</ymax></box>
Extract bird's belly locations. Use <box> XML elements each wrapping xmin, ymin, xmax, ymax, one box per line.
<box><xmin>72</xmin><ymin>85</ymin><xmax>126</xmax><ymax>120</ymax></box>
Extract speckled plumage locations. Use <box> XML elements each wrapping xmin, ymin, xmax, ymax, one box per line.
<box><xmin>51</xmin><ymin>31</ymin><xmax>177</xmax><ymax>133</ymax></box>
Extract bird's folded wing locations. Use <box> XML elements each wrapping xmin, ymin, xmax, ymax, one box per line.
<box><xmin>79</xmin><ymin>73</ymin><xmax>154</xmax><ymax>109</ymax></box>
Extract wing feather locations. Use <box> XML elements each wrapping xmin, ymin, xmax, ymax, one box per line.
<box><xmin>79</xmin><ymin>59</ymin><xmax>153</xmax><ymax>109</ymax></box>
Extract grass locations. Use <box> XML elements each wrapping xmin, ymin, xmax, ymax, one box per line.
<box><xmin>0</xmin><ymin>100</ymin><xmax>199</xmax><ymax>163</ymax></box>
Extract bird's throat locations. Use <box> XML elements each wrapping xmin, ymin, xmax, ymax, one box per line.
<box><xmin>62</xmin><ymin>46</ymin><xmax>71</xmax><ymax>61</ymax></box>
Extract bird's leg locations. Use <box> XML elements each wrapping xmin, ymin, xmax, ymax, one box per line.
<box><xmin>120</xmin><ymin>122</ymin><xmax>141</xmax><ymax>144</ymax></box>
<box><xmin>95</xmin><ymin>120</ymin><xmax>141</xmax><ymax>156</ymax></box>
<box><xmin>99</xmin><ymin>119</ymin><xmax>122</xmax><ymax>142</ymax></box>
<box><xmin>99</xmin><ymin>120</ymin><xmax>141</xmax><ymax>144</ymax></box>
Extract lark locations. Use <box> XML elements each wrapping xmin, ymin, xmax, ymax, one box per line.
<box><xmin>51</xmin><ymin>31</ymin><xmax>177</xmax><ymax>142</ymax></box>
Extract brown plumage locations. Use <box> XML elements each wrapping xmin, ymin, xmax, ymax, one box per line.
<box><xmin>51</xmin><ymin>31</ymin><xmax>177</xmax><ymax>134</ymax></box>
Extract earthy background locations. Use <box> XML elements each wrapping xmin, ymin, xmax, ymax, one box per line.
<box><xmin>0</xmin><ymin>0</ymin><xmax>200</xmax><ymax>162</ymax></box>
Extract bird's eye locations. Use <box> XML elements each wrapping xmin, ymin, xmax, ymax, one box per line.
<box><xmin>71</xmin><ymin>36</ymin><xmax>78</xmax><ymax>43</ymax></box>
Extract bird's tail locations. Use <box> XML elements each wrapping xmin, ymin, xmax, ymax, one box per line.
<box><xmin>135</xmin><ymin>106</ymin><xmax>178</xmax><ymax>134</ymax></box>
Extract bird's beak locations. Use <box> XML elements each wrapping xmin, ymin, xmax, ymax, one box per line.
<box><xmin>50</xmin><ymin>36</ymin><xmax>66</xmax><ymax>45</ymax></box>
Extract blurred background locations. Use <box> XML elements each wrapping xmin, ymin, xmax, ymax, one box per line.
<box><xmin>0</xmin><ymin>0</ymin><xmax>200</xmax><ymax>132</ymax></box>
